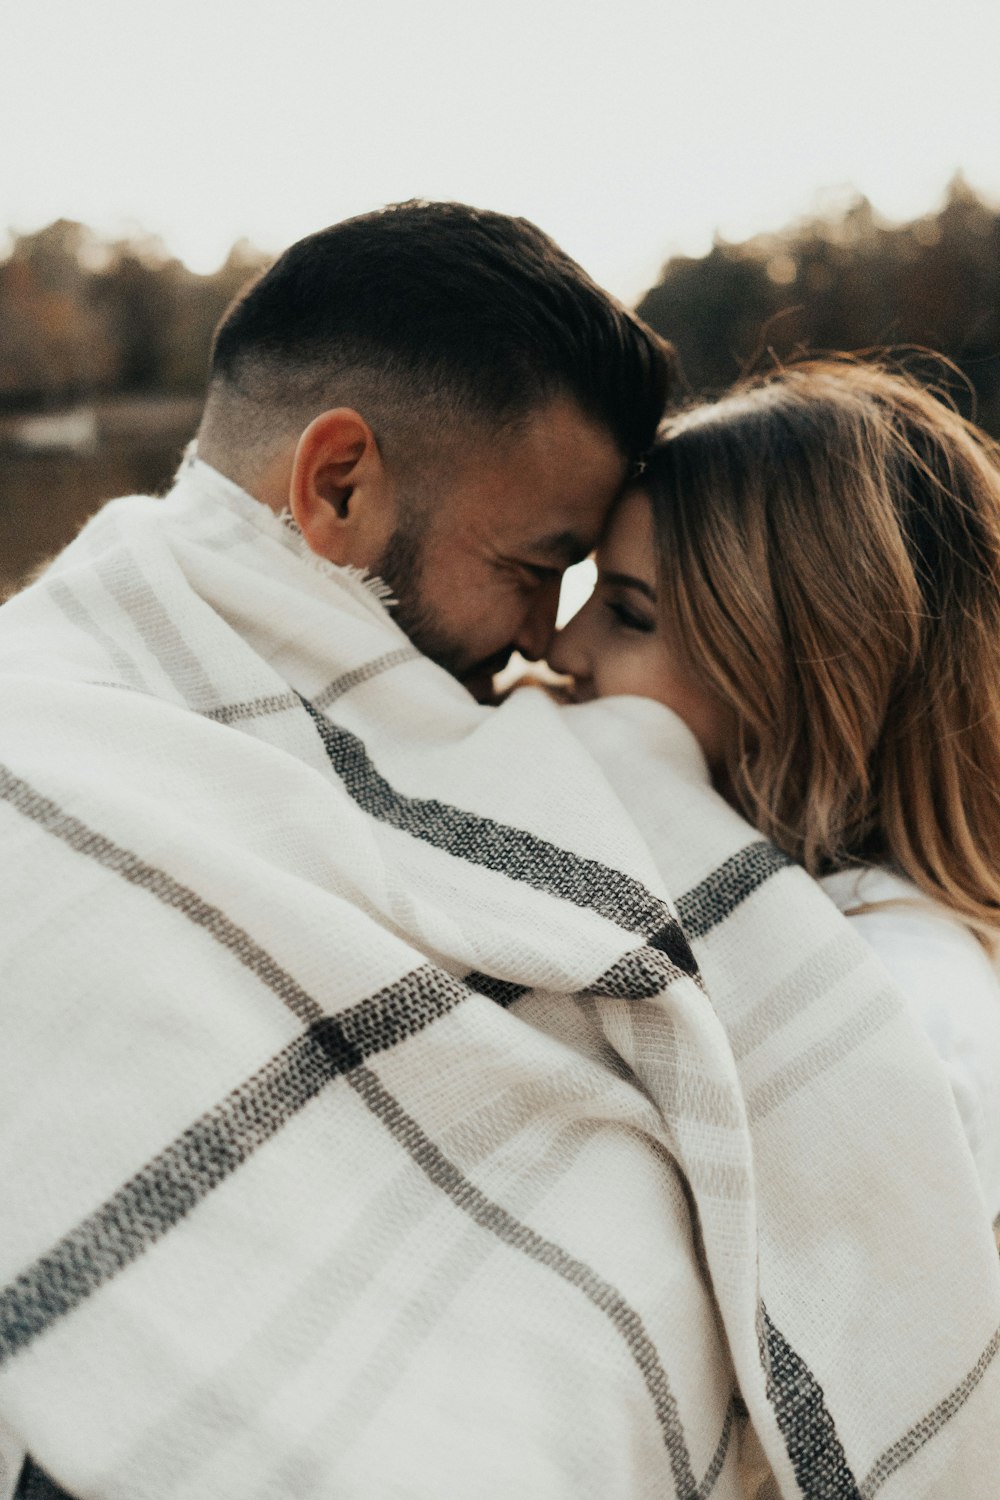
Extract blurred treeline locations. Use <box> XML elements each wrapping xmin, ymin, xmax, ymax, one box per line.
<box><xmin>3</xmin><ymin>176</ymin><xmax>1000</xmax><ymax>423</ymax></box>
<box><xmin>3</xmin><ymin>177</ymin><xmax>1000</xmax><ymax>593</ymax></box>
<box><xmin>0</xmin><ymin>221</ymin><xmax>269</xmax><ymax>410</ymax></box>
<box><xmin>0</xmin><ymin>226</ymin><xmax>271</xmax><ymax>592</ymax></box>
<box><xmin>638</xmin><ymin>174</ymin><xmax>1000</xmax><ymax>433</ymax></box>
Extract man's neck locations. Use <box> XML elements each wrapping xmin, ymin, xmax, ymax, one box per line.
<box><xmin>194</xmin><ymin>441</ymin><xmax>295</xmax><ymax>517</ymax></box>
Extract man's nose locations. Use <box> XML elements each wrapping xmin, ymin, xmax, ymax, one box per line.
<box><xmin>515</xmin><ymin>580</ymin><xmax>562</xmax><ymax>663</ymax></box>
<box><xmin>545</xmin><ymin>609</ymin><xmax>589</xmax><ymax>681</ymax></box>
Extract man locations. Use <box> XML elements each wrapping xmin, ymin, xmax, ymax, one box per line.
<box><xmin>0</xmin><ymin>204</ymin><xmax>996</xmax><ymax>1500</ymax></box>
<box><xmin>194</xmin><ymin>200</ymin><xmax>669</xmax><ymax>701</ymax></box>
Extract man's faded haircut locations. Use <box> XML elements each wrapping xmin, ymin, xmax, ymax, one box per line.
<box><xmin>198</xmin><ymin>200</ymin><xmax>673</xmax><ymax>491</ymax></box>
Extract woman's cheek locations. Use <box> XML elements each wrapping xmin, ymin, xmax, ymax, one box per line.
<box><xmin>603</xmin><ymin>642</ymin><xmax>667</xmax><ymax>701</ymax></box>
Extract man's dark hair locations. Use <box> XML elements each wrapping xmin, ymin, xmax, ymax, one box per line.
<box><xmin>199</xmin><ymin>201</ymin><xmax>672</xmax><ymax>488</ymax></box>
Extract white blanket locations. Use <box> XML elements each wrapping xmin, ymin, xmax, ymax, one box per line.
<box><xmin>0</xmin><ymin>456</ymin><xmax>997</xmax><ymax>1500</ymax></box>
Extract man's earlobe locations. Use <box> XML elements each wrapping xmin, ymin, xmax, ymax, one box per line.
<box><xmin>288</xmin><ymin>408</ymin><xmax>380</xmax><ymax>566</ymax></box>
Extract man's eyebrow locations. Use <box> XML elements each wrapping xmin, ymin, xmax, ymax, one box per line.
<box><xmin>601</xmin><ymin>570</ymin><xmax>658</xmax><ymax>603</ymax></box>
<box><xmin>528</xmin><ymin>531</ymin><xmax>592</xmax><ymax>566</ymax></box>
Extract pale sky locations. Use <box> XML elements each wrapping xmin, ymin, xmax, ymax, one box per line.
<box><xmin>4</xmin><ymin>0</ymin><xmax>1000</xmax><ymax>301</ymax></box>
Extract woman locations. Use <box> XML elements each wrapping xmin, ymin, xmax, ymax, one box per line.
<box><xmin>550</xmin><ymin>359</ymin><xmax>1000</xmax><ymax>1220</ymax></box>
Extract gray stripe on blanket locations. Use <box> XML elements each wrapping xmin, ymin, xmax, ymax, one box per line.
<box><xmin>760</xmin><ymin>1305</ymin><xmax>862</xmax><ymax>1499</ymax></box>
<box><xmin>106</xmin><ymin>1098</ymin><xmax>686</xmax><ymax>1496</ymax></box>
<box><xmin>582</xmin><ymin>944</ymin><xmax>701</xmax><ymax>997</ymax></box>
<box><xmin>0</xmin><ymin>1023</ymin><xmax>357</xmax><ymax>1364</ymax></box>
<box><xmin>606</xmin><ymin>998</ymin><xmax>745</xmax><ymax>1133</ymax></box>
<box><xmin>205</xmin><ymin>690</ymin><xmax>300</xmax><ymax>724</ymax></box>
<box><xmin>348</xmin><ymin>1063</ymin><xmax>706</xmax><ymax>1499</ymax></box>
<box><xmin>676</xmin><ymin>842</ymin><xmax>794</xmax><ymax>939</ymax></box>
<box><xmin>47</xmin><ymin>580</ymin><xmax>149</xmax><ymax>694</ymax></box>
<box><xmin>466</xmin><ymin>945</ymin><xmax>697</xmax><ymax>1009</ymax></box>
<box><xmin>314</xmin><ymin>645</ymin><xmax>422</xmax><ymax>707</ymax></box>
<box><xmin>299</xmin><ymin>695</ymin><xmax>699</xmax><ymax>972</ymax></box>
<box><xmin>5</xmin><ymin>760</ymin><xmax>706</xmax><ymax>1441</ymax></box>
<box><xmin>464</xmin><ymin>970</ymin><xmax>528</xmax><ymax>1005</ymax></box>
<box><xmin>858</xmin><ymin>1321</ymin><xmax>1000</xmax><ymax>1498</ymax></box>
<box><xmin>747</xmin><ymin>989</ymin><xmax>898</xmax><ymax>1121</ymax></box>
<box><xmin>246</xmin><ymin>1114</ymin><xmax>738</xmax><ymax>1500</ymax></box>
<box><xmin>1</xmin><ymin>760</ymin><xmax>704</xmax><ymax>1272</ymax></box>
<box><xmin>94</xmin><ymin>549</ymin><xmax>219</xmax><ymax>707</ymax></box>
<box><xmin>700</xmin><ymin>1402</ymin><xmax>738</xmax><ymax>1498</ymax></box>
<box><xmin>729</xmin><ymin>936</ymin><xmax>869</xmax><ymax>1061</ymax></box>
<box><xmin>467</xmin><ymin>842</ymin><xmax>796</xmax><ymax>1015</ymax></box>
<box><xmin>203</xmin><ymin>648</ymin><xmax>421</xmax><ymax>726</ymax></box>
<box><xmin>0</xmin><ymin>763</ymin><xmax>324</xmax><ymax>1029</ymax></box>
<box><xmin>0</xmin><ymin>773</ymin><xmax>725</xmax><ymax>1493</ymax></box>
<box><xmin>0</xmin><ymin>961</ymin><xmax>473</xmax><ymax>1364</ymax></box>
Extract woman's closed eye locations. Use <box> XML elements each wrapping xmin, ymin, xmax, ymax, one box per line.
<box><xmin>604</xmin><ymin>598</ymin><xmax>655</xmax><ymax>633</ymax></box>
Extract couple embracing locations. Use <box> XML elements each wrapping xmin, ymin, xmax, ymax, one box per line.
<box><xmin>0</xmin><ymin>201</ymin><xmax>998</xmax><ymax>1500</ymax></box>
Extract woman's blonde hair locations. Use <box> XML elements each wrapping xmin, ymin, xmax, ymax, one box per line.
<box><xmin>645</xmin><ymin>358</ymin><xmax>1000</xmax><ymax>944</ymax></box>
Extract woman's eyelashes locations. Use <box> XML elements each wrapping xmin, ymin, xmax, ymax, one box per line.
<box><xmin>603</xmin><ymin>597</ymin><xmax>656</xmax><ymax>634</ymax></box>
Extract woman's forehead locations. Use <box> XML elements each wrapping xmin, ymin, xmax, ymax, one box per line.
<box><xmin>599</xmin><ymin>489</ymin><xmax>656</xmax><ymax>574</ymax></box>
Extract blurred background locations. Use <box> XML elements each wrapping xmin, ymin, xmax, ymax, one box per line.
<box><xmin>3</xmin><ymin>0</ymin><xmax>1000</xmax><ymax>600</ymax></box>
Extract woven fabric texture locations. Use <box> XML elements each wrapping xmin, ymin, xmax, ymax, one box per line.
<box><xmin>0</xmin><ymin>459</ymin><xmax>997</xmax><ymax>1500</ymax></box>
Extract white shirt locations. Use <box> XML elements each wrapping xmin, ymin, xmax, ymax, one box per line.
<box><xmin>821</xmin><ymin>866</ymin><xmax>1000</xmax><ymax>1221</ymax></box>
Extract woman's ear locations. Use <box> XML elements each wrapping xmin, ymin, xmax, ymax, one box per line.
<box><xmin>288</xmin><ymin>408</ymin><xmax>396</xmax><ymax>568</ymax></box>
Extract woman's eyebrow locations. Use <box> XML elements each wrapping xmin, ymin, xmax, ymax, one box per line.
<box><xmin>601</xmin><ymin>570</ymin><xmax>658</xmax><ymax>603</ymax></box>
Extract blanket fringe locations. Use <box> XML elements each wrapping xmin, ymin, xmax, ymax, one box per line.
<box><xmin>270</xmin><ymin>508</ymin><xmax>398</xmax><ymax>607</ymax></box>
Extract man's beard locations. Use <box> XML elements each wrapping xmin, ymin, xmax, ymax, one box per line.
<box><xmin>375</xmin><ymin>523</ymin><xmax>511</xmax><ymax>703</ymax></box>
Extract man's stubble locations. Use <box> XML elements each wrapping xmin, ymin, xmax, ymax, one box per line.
<box><xmin>375</xmin><ymin>518</ymin><xmax>512</xmax><ymax>701</ymax></box>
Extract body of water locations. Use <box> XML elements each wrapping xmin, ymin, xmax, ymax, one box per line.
<box><xmin>0</xmin><ymin>396</ymin><xmax>202</xmax><ymax>599</ymax></box>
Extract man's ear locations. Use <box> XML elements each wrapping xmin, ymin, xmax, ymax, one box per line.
<box><xmin>288</xmin><ymin>408</ymin><xmax>395</xmax><ymax>568</ymax></box>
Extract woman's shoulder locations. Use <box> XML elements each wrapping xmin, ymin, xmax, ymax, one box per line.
<box><xmin>821</xmin><ymin>864</ymin><xmax>965</xmax><ymax>918</ymax></box>
<box><xmin>819</xmin><ymin>864</ymin><xmax>1000</xmax><ymax>1218</ymax></box>
<box><xmin>818</xmin><ymin>865</ymin><xmax>1000</xmax><ymax>1016</ymax></box>
<box><xmin>820</xmin><ymin>867</ymin><xmax>997</xmax><ymax>969</ymax></box>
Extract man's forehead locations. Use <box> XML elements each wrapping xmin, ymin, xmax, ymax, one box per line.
<box><xmin>445</xmin><ymin>400</ymin><xmax>627</xmax><ymax>553</ymax></box>
<box><xmin>461</xmin><ymin>488</ymin><xmax>613</xmax><ymax>563</ymax></box>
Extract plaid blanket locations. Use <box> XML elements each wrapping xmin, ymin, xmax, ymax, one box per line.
<box><xmin>0</xmin><ymin>457</ymin><xmax>997</xmax><ymax>1500</ymax></box>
